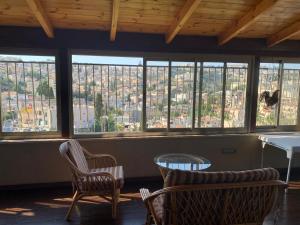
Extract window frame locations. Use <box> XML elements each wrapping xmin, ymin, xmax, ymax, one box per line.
<box><xmin>143</xmin><ymin>55</ymin><xmax>252</xmax><ymax>134</ymax></box>
<box><xmin>144</xmin><ymin>58</ymin><xmax>171</xmax><ymax>132</ymax></box>
<box><xmin>1</xmin><ymin>49</ymin><xmax>299</xmax><ymax>140</ymax></box>
<box><xmin>253</xmin><ymin>57</ymin><xmax>300</xmax><ymax>132</ymax></box>
<box><xmin>69</xmin><ymin>50</ymin><xmax>146</xmax><ymax>138</ymax></box>
<box><xmin>194</xmin><ymin>57</ymin><xmax>252</xmax><ymax>133</ymax></box>
<box><xmin>70</xmin><ymin>50</ymin><xmax>254</xmax><ymax>137</ymax></box>
<box><xmin>0</xmin><ymin>48</ymin><xmax>62</xmax><ymax>139</ymax></box>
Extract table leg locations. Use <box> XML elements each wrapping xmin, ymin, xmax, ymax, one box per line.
<box><xmin>286</xmin><ymin>151</ymin><xmax>293</xmax><ymax>193</ymax></box>
<box><xmin>261</xmin><ymin>142</ymin><xmax>266</xmax><ymax>168</ymax></box>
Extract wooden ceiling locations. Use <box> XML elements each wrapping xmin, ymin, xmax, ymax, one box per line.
<box><xmin>1</xmin><ymin>0</ymin><xmax>300</xmax><ymax>46</ymax></box>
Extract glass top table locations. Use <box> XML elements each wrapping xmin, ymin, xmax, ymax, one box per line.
<box><xmin>154</xmin><ymin>153</ymin><xmax>211</xmax><ymax>178</ymax></box>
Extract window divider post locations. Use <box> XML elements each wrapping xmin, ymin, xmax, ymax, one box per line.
<box><xmin>276</xmin><ymin>60</ymin><xmax>284</xmax><ymax>127</ymax></box>
<box><xmin>192</xmin><ymin>61</ymin><xmax>197</xmax><ymax>130</ymax></box>
<box><xmin>142</xmin><ymin>58</ymin><xmax>147</xmax><ymax>131</ymax></box>
<box><xmin>249</xmin><ymin>57</ymin><xmax>260</xmax><ymax>132</ymax></box>
<box><xmin>221</xmin><ymin>62</ymin><xmax>227</xmax><ymax>128</ymax></box>
<box><xmin>167</xmin><ymin>61</ymin><xmax>171</xmax><ymax>131</ymax></box>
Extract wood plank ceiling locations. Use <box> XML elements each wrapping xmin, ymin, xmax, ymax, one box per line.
<box><xmin>1</xmin><ymin>0</ymin><xmax>300</xmax><ymax>46</ymax></box>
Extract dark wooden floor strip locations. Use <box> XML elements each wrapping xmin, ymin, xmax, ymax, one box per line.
<box><xmin>0</xmin><ymin>182</ymin><xmax>299</xmax><ymax>225</ymax></box>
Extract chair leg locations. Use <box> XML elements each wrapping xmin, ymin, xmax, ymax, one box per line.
<box><xmin>65</xmin><ymin>190</ymin><xmax>81</xmax><ymax>221</ymax></box>
<box><xmin>146</xmin><ymin>212</ymin><xmax>153</xmax><ymax>225</ymax></box>
<box><xmin>112</xmin><ymin>189</ymin><xmax>120</xmax><ymax>219</ymax></box>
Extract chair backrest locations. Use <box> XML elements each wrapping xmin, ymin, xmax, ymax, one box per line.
<box><xmin>59</xmin><ymin>140</ymin><xmax>89</xmax><ymax>174</ymax></box>
<box><xmin>164</xmin><ymin>167</ymin><xmax>280</xmax><ymax>187</ymax></box>
<box><xmin>158</xmin><ymin>168</ymin><xmax>282</xmax><ymax>225</ymax></box>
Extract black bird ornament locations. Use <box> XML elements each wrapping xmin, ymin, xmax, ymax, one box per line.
<box><xmin>259</xmin><ymin>90</ymin><xmax>280</xmax><ymax>107</ymax></box>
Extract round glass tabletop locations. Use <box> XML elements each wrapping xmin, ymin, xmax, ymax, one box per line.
<box><xmin>154</xmin><ymin>153</ymin><xmax>211</xmax><ymax>171</ymax></box>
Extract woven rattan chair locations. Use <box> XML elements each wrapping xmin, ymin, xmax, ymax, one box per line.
<box><xmin>140</xmin><ymin>168</ymin><xmax>286</xmax><ymax>225</ymax></box>
<box><xmin>59</xmin><ymin>139</ymin><xmax>124</xmax><ymax>220</ymax></box>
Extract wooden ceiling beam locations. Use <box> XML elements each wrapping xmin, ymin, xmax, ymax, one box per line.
<box><xmin>165</xmin><ymin>0</ymin><xmax>202</xmax><ymax>44</ymax></box>
<box><xmin>110</xmin><ymin>0</ymin><xmax>120</xmax><ymax>41</ymax></box>
<box><xmin>26</xmin><ymin>0</ymin><xmax>54</xmax><ymax>38</ymax></box>
<box><xmin>267</xmin><ymin>20</ymin><xmax>300</xmax><ymax>47</ymax></box>
<box><xmin>218</xmin><ymin>0</ymin><xmax>278</xmax><ymax>45</ymax></box>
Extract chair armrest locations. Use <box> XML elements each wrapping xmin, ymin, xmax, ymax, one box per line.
<box><xmin>85</xmin><ymin>152</ymin><xmax>117</xmax><ymax>168</ymax></box>
<box><xmin>140</xmin><ymin>188</ymin><xmax>165</xmax><ymax>225</ymax></box>
<box><xmin>88</xmin><ymin>154</ymin><xmax>117</xmax><ymax>162</ymax></box>
<box><xmin>140</xmin><ymin>188</ymin><xmax>151</xmax><ymax>201</ymax></box>
<box><xmin>88</xmin><ymin>154</ymin><xmax>117</xmax><ymax>168</ymax></box>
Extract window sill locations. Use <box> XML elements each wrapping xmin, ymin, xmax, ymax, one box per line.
<box><xmin>0</xmin><ymin>138</ymin><xmax>68</xmax><ymax>144</ymax></box>
<box><xmin>0</xmin><ymin>131</ymin><xmax>298</xmax><ymax>143</ymax></box>
<box><xmin>0</xmin><ymin>133</ymin><xmax>252</xmax><ymax>143</ymax></box>
<box><xmin>74</xmin><ymin>132</ymin><xmax>258</xmax><ymax>141</ymax></box>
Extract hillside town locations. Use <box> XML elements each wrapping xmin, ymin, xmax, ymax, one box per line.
<box><xmin>0</xmin><ymin>57</ymin><xmax>57</xmax><ymax>132</ymax></box>
<box><xmin>0</xmin><ymin>56</ymin><xmax>298</xmax><ymax>133</ymax></box>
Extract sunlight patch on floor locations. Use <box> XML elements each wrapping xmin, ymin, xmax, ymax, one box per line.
<box><xmin>0</xmin><ymin>207</ymin><xmax>35</xmax><ymax>216</ymax></box>
<box><xmin>35</xmin><ymin>201</ymin><xmax>69</xmax><ymax>208</ymax></box>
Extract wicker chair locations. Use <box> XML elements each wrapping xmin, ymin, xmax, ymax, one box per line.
<box><xmin>140</xmin><ymin>168</ymin><xmax>286</xmax><ymax>225</ymax></box>
<box><xmin>59</xmin><ymin>139</ymin><xmax>124</xmax><ymax>220</ymax></box>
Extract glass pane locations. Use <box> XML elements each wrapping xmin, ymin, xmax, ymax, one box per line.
<box><xmin>279</xmin><ymin>63</ymin><xmax>300</xmax><ymax>125</ymax></box>
<box><xmin>256</xmin><ymin>63</ymin><xmax>280</xmax><ymax>127</ymax></box>
<box><xmin>146</xmin><ymin>61</ymin><xmax>169</xmax><ymax>128</ymax></box>
<box><xmin>224</xmin><ymin>63</ymin><xmax>248</xmax><ymax>128</ymax></box>
<box><xmin>72</xmin><ymin>56</ymin><xmax>143</xmax><ymax>134</ymax></box>
<box><xmin>0</xmin><ymin>55</ymin><xmax>57</xmax><ymax>132</ymax></box>
<box><xmin>170</xmin><ymin>62</ymin><xmax>194</xmax><ymax>128</ymax></box>
<box><xmin>197</xmin><ymin>62</ymin><xmax>224</xmax><ymax>128</ymax></box>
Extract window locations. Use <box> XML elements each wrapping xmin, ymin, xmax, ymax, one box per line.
<box><xmin>145</xmin><ymin>61</ymin><xmax>196</xmax><ymax>129</ymax></box>
<box><xmin>72</xmin><ymin>56</ymin><xmax>249</xmax><ymax>135</ymax></box>
<box><xmin>70</xmin><ymin>54</ymin><xmax>300</xmax><ymax>136</ymax></box>
<box><xmin>195</xmin><ymin>62</ymin><xmax>248</xmax><ymax>129</ymax></box>
<box><xmin>195</xmin><ymin>62</ymin><xmax>224</xmax><ymax>128</ymax></box>
<box><xmin>256</xmin><ymin>61</ymin><xmax>300</xmax><ymax>128</ymax></box>
<box><xmin>72</xmin><ymin>55</ymin><xmax>143</xmax><ymax>134</ymax></box>
<box><xmin>170</xmin><ymin>62</ymin><xmax>194</xmax><ymax>128</ymax></box>
<box><xmin>145</xmin><ymin>61</ymin><xmax>169</xmax><ymax>129</ymax></box>
<box><xmin>225</xmin><ymin>63</ymin><xmax>248</xmax><ymax>128</ymax></box>
<box><xmin>1</xmin><ymin>52</ymin><xmax>299</xmax><ymax>138</ymax></box>
<box><xmin>256</xmin><ymin>63</ymin><xmax>279</xmax><ymax>127</ymax></box>
<box><xmin>145</xmin><ymin>59</ymin><xmax>249</xmax><ymax>131</ymax></box>
<box><xmin>280</xmin><ymin>63</ymin><xmax>300</xmax><ymax>125</ymax></box>
<box><xmin>0</xmin><ymin>54</ymin><xmax>58</xmax><ymax>134</ymax></box>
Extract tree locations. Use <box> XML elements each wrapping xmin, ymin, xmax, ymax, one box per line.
<box><xmin>0</xmin><ymin>77</ymin><xmax>14</xmax><ymax>91</ymax></box>
<box><xmin>127</xmin><ymin>94</ymin><xmax>131</xmax><ymax>103</ymax></box>
<box><xmin>72</xmin><ymin>91</ymin><xmax>84</xmax><ymax>99</ymax></box>
<box><xmin>36</xmin><ymin>80</ymin><xmax>54</xmax><ymax>98</ymax></box>
<box><xmin>95</xmin><ymin>93</ymin><xmax>104</xmax><ymax>119</ymax></box>
<box><xmin>15</xmin><ymin>81</ymin><xmax>27</xmax><ymax>94</ymax></box>
<box><xmin>28</xmin><ymin>71</ymin><xmax>42</xmax><ymax>80</ymax></box>
<box><xmin>107</xmin><ymin>113</ymin><xmax>116</xmax><ymax>132</ymax></box>
<box><xmin>3</xmin><ymin>111</ymin><xmax>16</xmax><ymax>121</ymax></box>
<box><xmin>158</xmin><ymin>103</ymin><xmax>164</xmax><ymax>112</ymax></box>
<box><xmin>110</xmin><ymin>80</ymin><xmax>117</xmax><ymax>92</ymax></box>
<box><xmin>94</xmin><ymin>93</ymin><xmax>104</xmax><ymax>132</ymax></box>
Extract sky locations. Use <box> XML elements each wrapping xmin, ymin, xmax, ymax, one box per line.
<box><xmin>1</xmin><ymin>54</ymin><xmax>300</xmax><ymax>69</ymax></box>
<box><xmin>0</xmin><ymin>54</ymin><xmax>55</xmax><ymax>62</ymax></box>
<box><xmin>261</xmin><ymin>62</ymin><xmax>300</xmax><ymax>69</ymax></box>
<box><xmin>72</xmin><ymin>55</ymin><xmax>143</xmax><ymax>65</ymax></box>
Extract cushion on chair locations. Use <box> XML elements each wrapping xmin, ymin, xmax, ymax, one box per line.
<box><xmin>90</xmin><ymin>166</ymin><xmax>124</xmax><ymax>189</ymax></box>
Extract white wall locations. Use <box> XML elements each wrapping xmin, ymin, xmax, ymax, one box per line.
<box><xmin>0</xmin><ymin>134</ymin><xmax>294</xmax><ymax>186</ymax></box>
